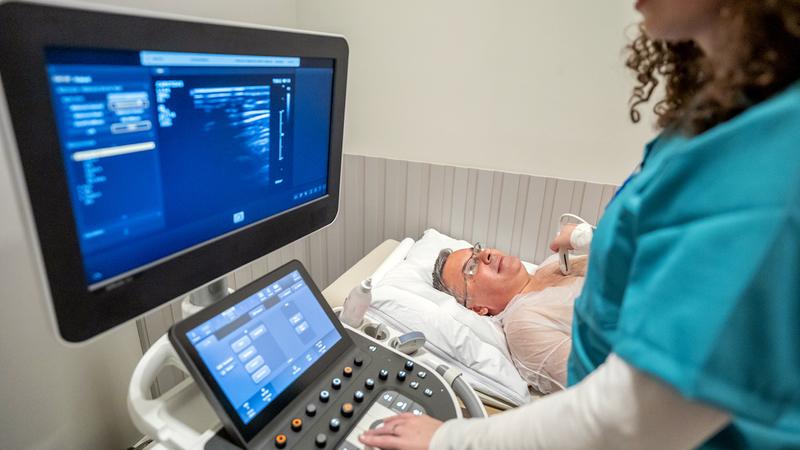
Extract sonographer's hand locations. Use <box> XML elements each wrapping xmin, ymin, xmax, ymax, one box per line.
<box><xmin>549</xmin><ymin>223</ymin><xmax>577</xmax><ymax>252</ymax></box>
<box><xmin>359</xmin><ymin>413</ymin><xmax>443</xmax><ymax>450</ymax></box>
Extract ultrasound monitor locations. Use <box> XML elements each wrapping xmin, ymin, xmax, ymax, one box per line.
<box><xmin>0</xmin><ymin>2</ymin><xmax>348</xmax><ymax>341</ymax></box>
<box><xmin>45</xmin><ymin>48</ymin><xmax>331</xmax><ymax>288</ymax></box>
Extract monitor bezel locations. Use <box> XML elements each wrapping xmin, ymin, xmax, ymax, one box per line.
<box><xmin>169</xmin><ymin>260</ymin><xmax>353</xmax><ymax>446</ymax></box>
<box><xmin>0</xmin><ymin>2</ymin><xmax>347</xmax><ymax>342</ymax></box>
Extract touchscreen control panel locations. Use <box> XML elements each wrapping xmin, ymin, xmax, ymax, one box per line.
<box><xmin>203</xmin><ymin>331</ymin><xmax>459</xmax><ymax>450</ymax></box>
<box><xmin>187</xmin><ymin>270</ymin><xmax>341</xmax><ymax>424</ymax></box>
<box><xmin>169</xmin><ymin>261</ymin><xmax>459</xmax><ymax>450</ymax></box>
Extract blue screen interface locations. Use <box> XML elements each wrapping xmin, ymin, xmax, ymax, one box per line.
<box><xmin>186</xmin><ymin>270</ymin><xmax>341</xmax><ymax>424</ymax></box>
<box><xmin>44</xmin><ymin>49</ymin><xmax>334</xmax><ymax>287</ymax></box>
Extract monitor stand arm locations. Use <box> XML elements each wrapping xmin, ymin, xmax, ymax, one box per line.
<box><xmin>182</xmin><ymin>278</ymin><xmax>234</xmax><ymax>319</ymax></box>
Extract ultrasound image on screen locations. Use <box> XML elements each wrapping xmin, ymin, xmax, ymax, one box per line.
<box><xmin>44</xmin><ymin>49</ymin><xmax>333</xmax><ymax>287</ymax></box>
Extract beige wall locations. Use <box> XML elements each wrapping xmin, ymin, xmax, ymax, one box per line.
<box><xmin>0</xmin><ymin>2</ymin><xmax>297</xmax><ymax>449</ymax></box>
<box><xmin>297</xmin><ymin>0</ymin><xmax>657</xmax><ymax>185</ymax></box>
<box><xmin>80</xmin><ymin>0</ymin><xmax>297</xmax><ymax>27</ymax></box>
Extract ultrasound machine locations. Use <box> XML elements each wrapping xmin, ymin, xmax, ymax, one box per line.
<box><xmin>0</xmin><ymin>2</ymin><xmax>483</xmax><ymax>449</ymax></box>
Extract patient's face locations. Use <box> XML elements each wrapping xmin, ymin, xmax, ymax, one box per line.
<box><xmin>441</xmin><ymin>247</ymin><xmax>529</xmax><ymax>316</ymax></box>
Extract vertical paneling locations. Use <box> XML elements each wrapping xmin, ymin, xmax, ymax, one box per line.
<box><xmin>266</xmin><ymin>250</ymin><xmax>283</xmax><ymax>272</ymax></box>
<box><xmin>599</xmin><ymin>185</ymin><xmax>617</xmax><ymax>216</ymax></box>
<box><xmin>518</xmin><ymin>177</ymin><xmax>547</xmax><ymax>263</ymax></box>
<box><xmin>570</xmin><ymin>182</ymin><xmax>585</xmax><ymax>214</ymax></box>
<box><xmin>469</xmin><ymin>171</ymin><xmax>494</xmax><ymax>245</ymax></box>
<box><xmin>440</xmin><ymin>166</ymin><xmax>456</xmax><ymax>233</ymax></box>
<box><xmin>509</xmin><ymin>176</ymin><xmax>530</xmax><ymax>257</ymax></box>
<box><xmin>251</xmin><ymin>255</ymin><xmax>268</xmax><ymax>280</ymax></box>
<box><xmin>137</xmin><ymin>154</ymin><xmax>618</xmax><ymax>383</ymax></box>
<box><xmin>426</xmin><ymin>165</ymin><xmax>446</xmax><ymax>232</ymax></box>
<box><xmin>449</xmin><ymin>167</ymin><xmax>470</xmax><ymax>238</ymax></box>
<box><xmin>486</xmin><ymin>173</ymin><xmax>504</xmax><ymax>248</ymax></box>
<box><xmin>307</xmin><ymin>230</ymin><xmax>327</xmax><ymax>287</ymax></box>
<box><xmin>233</xmin><ymin>264</ymin><xmax>253</xmax><ymax>290</ymax></box>
<box><xmin>383</xmin><ymin>159</ymin><xmax>408</xmax><ymax>240</ymax></box>
<box><xmin>533</xmin><ymin>178</ymin><xmax>557</xmax><ymax>263</ymax></box>
<box><xmin>461</xmin><ymin>170</ymin><xmax>479</xmax><ymax>241</ymax></box>
<box><xmin>363</xmin><ymin>157</ymin><xmax>386</xmax><ymax>253</ymax></box>
<box><xmin>417</xmin><ymin>164</ymin><xmax>431</xmax><ymax>235</ymax></box>
<box><xmin>537</xmin><ymin>179</ymin><xmax>577</xmax><ymax>262</ymax></box>
<box><xmin>325</xmin><ymin>213</ymin><xmax>345</xmax><ymax>287</ymax></box>
<box><xmin>344</xmin><ymin>156</ymin><xmax>365</xmax><ymax>269</ymax></box>
<box><xmin>494</xmin><ymin>174</ymin><xmax>520</xmax><ymax>253</ymax></box>
<box><xmin>404</xmin><ymin>162</ymin><xmax>425</xmax><ymax>239</ymax></box>
<box><xmin>292</xmin><ymin>239</ymin><xmax>310</xmax><ymax>269</ymax></box>
<box><xmin>579</xmin><ymin>183</ymin><xmax>605</xmax><ymax>225</ymax></box>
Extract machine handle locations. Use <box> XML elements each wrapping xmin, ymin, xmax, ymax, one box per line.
<box><xmin>128</xmin><ymin>335</ymin><xmax>205</xmax><ymax>450</ymax></box>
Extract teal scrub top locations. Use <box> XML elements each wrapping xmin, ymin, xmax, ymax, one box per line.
<box><xmin>568</xmin><ymin>82</ymin><xmax>800</xmax><ymax>449</ymax></box>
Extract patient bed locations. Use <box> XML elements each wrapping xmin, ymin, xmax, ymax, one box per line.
<box><xmin>322</xmin><ymin>234</ymin><xmax>540</xmax><ymax>412</ymax></box>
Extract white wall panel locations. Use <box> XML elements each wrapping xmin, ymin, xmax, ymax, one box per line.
<box><xmin>518</xmin><ymin>177</ymin><xmax>547</xmax><ymax>262</ymax></box>
<box><xmin>384</xmin><ymin>159</ymin><xmax>408</xmax><ymax>240</ymax></box>
<box><xmin>363</xmin><ymin>157</ymin><xmax>386</xmax><ymax>252</ymax></box>
<box><xmin>344</xmin><ymin>155</ymin><xmax>366</xmax><ymax>268</ymax></box>
<box><xmin>495</xmin><ymin>174</ymin><xmax>521</xmax><ymax>252</ymax></box>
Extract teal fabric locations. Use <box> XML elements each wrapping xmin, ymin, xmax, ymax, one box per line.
<box><xmin>567</xmin><ymin>82</ymin><xmax>800</xmax><ymax>449</ymax></box>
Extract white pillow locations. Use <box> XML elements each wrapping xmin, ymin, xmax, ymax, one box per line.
<box><xmin>370</xmin><ymin>229</ymin><xmax>536</xmax><ymax>405</ymax></box>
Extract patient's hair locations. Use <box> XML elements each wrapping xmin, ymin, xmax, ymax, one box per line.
<box><xmin>627</xmin><ymin>1</ymin><xmax>800</xmax><ymax>136</ymax></box>
<box><xmin>432</xmin><ymin>248</ymin><xmax>454</xmax><ymax>296</ymax></box>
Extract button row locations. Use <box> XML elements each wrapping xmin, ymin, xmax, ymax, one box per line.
<box><xmin>377</xmin><ymin>390</ymin><xmax>426</xmax><ymax>416</ymax></box>
<box><xmin>276</xmin><ymin>356</ymin><xmax>424</xmax><ymax>448</ymax></box>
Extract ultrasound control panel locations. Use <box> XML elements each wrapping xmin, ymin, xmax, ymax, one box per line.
<box><xmin>204</xmin><ymin>330</ymin><xmax>459</xmax><ymax>449</ymax></box>
<box><xmin>169</xmin><ymin>261</ymin><xmax>459</xmax><ymax>450</ymax></box>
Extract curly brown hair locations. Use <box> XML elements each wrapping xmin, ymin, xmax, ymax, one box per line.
<box><xmin>627</xmin><ymin>1</ymin><xmax>800</xmax><ymax>136</ymax></box>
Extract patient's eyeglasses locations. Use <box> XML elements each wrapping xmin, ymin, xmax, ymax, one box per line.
<box><xmin>458</xmin><ymin>243</ymin><xmax>482</xmax><ymax>307</ymax></box>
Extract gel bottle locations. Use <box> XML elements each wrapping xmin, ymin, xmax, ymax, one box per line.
<box><xmin>339</xmin><ymin>278</ymin><xmax>372</xmax><ymax>328</ymax></box>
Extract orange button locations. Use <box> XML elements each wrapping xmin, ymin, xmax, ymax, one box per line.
<box><xmin>275</xmin><ymin>434</ymin><xmax>287</xmax><ymax>448</ymax></box>
<box><xmin>341</xmin><ymin>402</ymin><xmax>354</xmax><ymax>417</ymax></box>
<box><xmin>291</xmin><ymin>418</ymin><xmax>303</xmax><ymax>431</ymax></box>
<box><xmin>343</xmin><ymin>366</ymin><xmax>353</xmax><ymax>377</ymax></box>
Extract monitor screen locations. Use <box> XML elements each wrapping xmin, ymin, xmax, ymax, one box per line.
<box><xmin>44</xmin><ymin>48</ymin><xmax>333</xmax><ymax>289</ymax></box>
<box><xmin>185</xmin><ymin>269</ymin><xmax>341</xmax><ymax>424</ymax></box>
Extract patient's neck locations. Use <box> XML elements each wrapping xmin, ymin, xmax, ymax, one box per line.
<box><xmin>518</xmin><ymin>256</ymin><xmax>588</xmax><ymax>295</ymax></box>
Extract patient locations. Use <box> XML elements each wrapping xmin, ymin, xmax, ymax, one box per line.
<box><xmin>432</xmin><ymin>244</ymin><xmax>587</xmax><ymax>394</ymax></box>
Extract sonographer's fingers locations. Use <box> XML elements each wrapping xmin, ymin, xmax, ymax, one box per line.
<box><xmin>360</xmin><ymin>414</ymin><xmax>444</xmax><ymax>450</ymax></box>
<box><xmin>380</xmin><ymin>412</ymin><xmax>415</xmax><ymax>425</ymax></box>
<box><xmin>358</xmin><ymin>433</ymin><xmax>406</xmax><ymax>450</ymax></box>
<box><xmin>550</xmin><ymin>223</ymin><xmax>577</xmax><ymax>252</ymax></box>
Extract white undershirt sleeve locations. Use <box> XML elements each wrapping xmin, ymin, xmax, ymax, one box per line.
<box><xmin>429</xmin><ymin>354</ymin><xmax>730</xmax><ymax>450</ymax></box>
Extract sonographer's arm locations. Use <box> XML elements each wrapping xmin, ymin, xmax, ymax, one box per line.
<box><xmin>428</xmin><ymin>354</ymin><xmax>730</xmax><ymax>450</ymax></box>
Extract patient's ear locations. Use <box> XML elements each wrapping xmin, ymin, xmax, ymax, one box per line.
<box><xmin>471</xmin><ymin>305</ymin><xmax>490</xmax><ymax>316</ymax></box>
